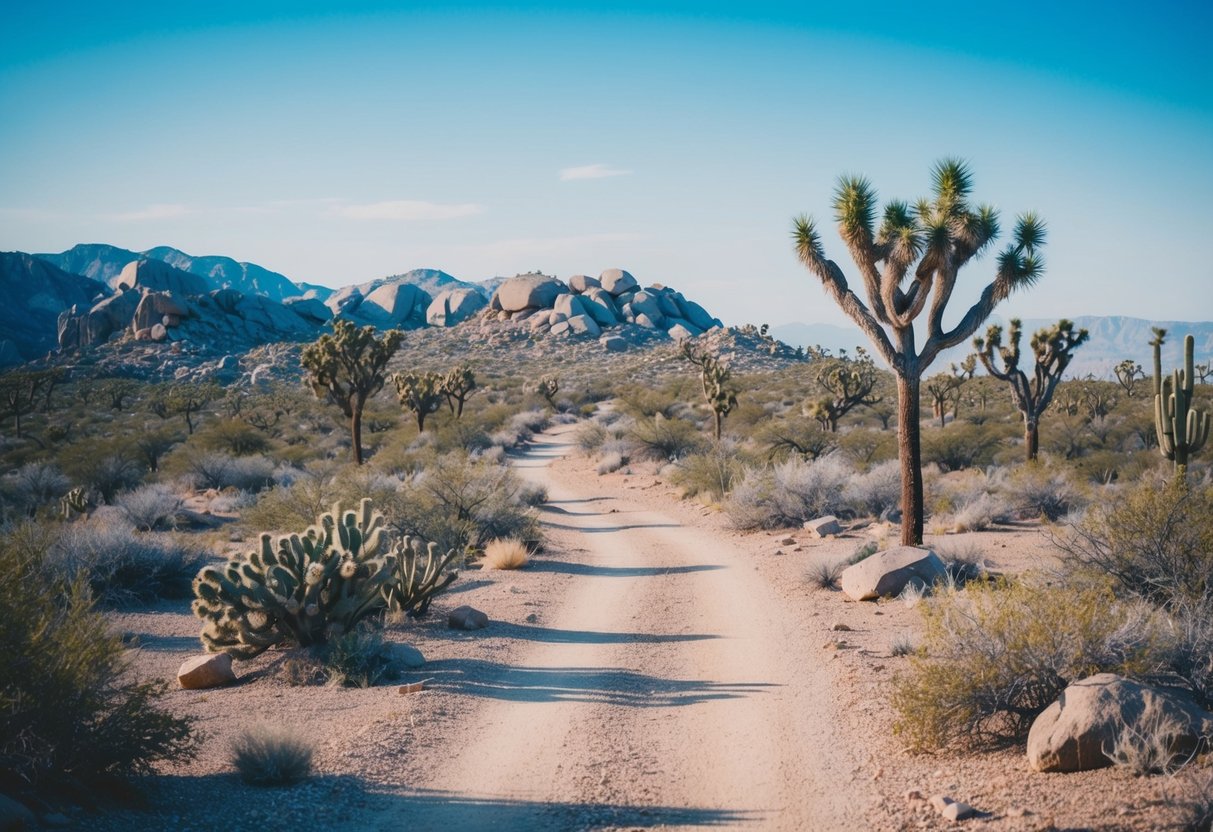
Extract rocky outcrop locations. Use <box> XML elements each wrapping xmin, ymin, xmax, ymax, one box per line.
<box><xmin>600</xmin><ymin>268</ymin><xmax>638</xmax><ymax>295</ymax></box>
<box><xmin>111</xmin><ymin>259</ymin><xmax>211</xmax><ymax>295</ymax></box>
<box><xmin>840</xmin><ymin>546</ymin><xmax>947</xmax><ymax>601</ymax></box>
<box><xmin>326</xmin><ymin>278</ymin><xmax>433</xmax><ymax>329</ymax></box>
<box><xmin>491</xmin><ymin>274</ymin><xmax>568</xmax><ymax>313</ymax></box>
<box><xmin>1027</xmin><ymin>674</ymin><xmax>1213</xmax><ymax>773</ymax></box>
<box><xmin>58</xmin><ymin>289</ymin><xmax>141</xmax><ymax>351</ymax></box>
<box><xmin>283</xmin><ymin>296</ymin><xmax>331</xmax><ymax>324</ymax></box>
<box><xmin>427</xmin><ymin>287</ymin><xmax>487</xmax><ymax>327</ymax></box>
<box><xmin>0</xmin><ymin>252</ymin><xmax>106</xmax><ymax>362</ymax></box>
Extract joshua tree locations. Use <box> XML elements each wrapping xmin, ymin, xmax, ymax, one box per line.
<box><xmin>535</xmin><ymin>375</ymin><xmax>560</xmax><ymax>408</ymax></box>
<box><xmin>101</xmin><ymin>378</ymin><xmax>139</xmax><ymax>411</ymax></box>
<box><xmin>1196</xmin><ymin>362</ymin><xmax>1212</xmax><ymax>385</ymax></box>
<box><xmin>793</xmin><ymin>159</ymin><xmax>1045</xmax><ymax>544</ymax></box>
<box><xmin>1113</xmin><ymin>359</ymin><xmax>1145</xmax><ymax>397</ymax></box>
<box><xmin>394</xmin><ymin>371</ymin><xmax>446</xmax><ymax>432</ymax></box>
<box><xmin>682</xmin><ymin>342</ymin><xmax>739</xmax><ymax>440</ymax></box>
<box><xmin>441</xmin><ymin>364</ymin><xmax>477</xmax><ymax>419</ymax></box>
<box><xmin>301</xmin><ymin>320</ymin><xmax>403</xmax><ymax>465</ymax></box>
<box><xmin>149</xmin><ymin>381</ymin><xmax>219</xmax><ymax>435</ymax></box>
<box><xmin>0</xmin><ymin>369</ymin><xmax>59</xmax><ymax>438</ymax></box>
<box><xmin>1152</xmin><ymin>330</ymin><xmax>1210</xmax><ymax>476</ymax></box>
<box><xmin>974</xmin><ymin>318</ymin><xmax>1089</xmax><ymax>461</ymax></box>
<box><xmin>807</xmin><ymin>346</ymin><xmax>882</xmax><ymax>432</ymax></box>
<box><xmin>924</xmin><ymin>355</ymin><xmax>976</xmax><ymax>428</ymax></box>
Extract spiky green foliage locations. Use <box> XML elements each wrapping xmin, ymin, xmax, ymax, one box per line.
<box><xmin>301</xmin><ymin>320</ymin><xmax>404</xmax><ymax>464</ymax></box>
<box><xmin>535</xmin><ymin>375</ymin><xmax>560</xmax><ymax>407</ymax></box>
<box><xmin>682</xmin><ymin>342</ymin><xmax>739</xmax><ymax>440</ymax></box>
<box><xmin>441</xmin><ymin>364</ymin><xmax>477</xmax><ymax>419</ymax></box>
<box><xmin>1153</xmin><ymin>332</ymin><xmax>1211</xmax><ymax>474</ymax></box>
<box><xmin>393</xmin><ymin>371</ymin><xmax>446</xmax><ymax>432</ymax></box>
<box><xmin>792</xmin><ymin>159</ymin><xmax>1046</xmax><ymax>544</ymax></box>
<box><xmin>974</xmin><ymin>318</ymin><xmax>1089</xmax><ymax>460</ymax></box>
<box><xmin>382</xmin><ymin>534</ymin><xmax>461</xmax><ymax>617</ymax></box>
<box><xmin>806</xmin><ymin>346</ymin><xmax>881</xmax><ymax>432</ymax></box>
<box><xmin>192</xmin><ymin>499</ymin><xmax>396</xmax><ymax>659</ymax></box>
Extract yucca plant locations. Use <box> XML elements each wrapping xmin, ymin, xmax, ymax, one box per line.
<box><xmin>793</xmin><ymin>159</ymin><xmax>1046</xmax><ymax>544</ymax></box>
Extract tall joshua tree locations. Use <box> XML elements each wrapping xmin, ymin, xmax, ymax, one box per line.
<box><xmin>301</xmin><ymin>320</ymin><xmax>403</xmax><ymax>465</ymax></box>
<box><xmin>442</xmin><ymin>364</ymin><xmax>477</xmax><ymax>419</ymax></box>
<box><xmin>682</xmin><ymin>342</ymin><xmax>739</xmax><ymax>440</ymax></box>
<box><xmin>794</xmin><ymin>159</ymin><xmax>1045</xmax><ymax>544</ymax></box>
<box><xmin>974</xmin><ymin>318</ymin><xmax>1089</xmax><ymax>461</ymax></box>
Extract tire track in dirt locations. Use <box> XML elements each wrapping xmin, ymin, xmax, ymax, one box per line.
<box><xmin>372</xmin><ymin>423</ymin><xmax>872</xmax><ymax>830</ymax></box>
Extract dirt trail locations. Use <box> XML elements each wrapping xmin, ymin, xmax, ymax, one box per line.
<box><xmin>374</xmin><ymin>423</ymin><xmax>872</xmax><ymax>830</ymax></box>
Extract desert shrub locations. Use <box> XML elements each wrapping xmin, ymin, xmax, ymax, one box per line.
<box><xmin>195</xmin><ymin>419</ymin><xmax>272</xmax><ymax>456</ymax></box>
<box><xmin>65</xmin><ymin>449</ymin><xmax>144</xmax><ymax>503</ymax></box>
<box><xmin>2</xmin><ymin>462</ymin><xmax>69</xmax><ymax>518</ymax></box>
<box><xmin>891</xmin><ymin>578</ymin><xmax>1161</xmax><ymax>750</ymax></box>
<box><xmin>114</xmin><ymin>483</ymin><xmax>183</xmax><ymax>531</ymax></box>
<box><xmin>933</xmin><ymin>541</ymin><xmax>989</xmax><ymax>586</ymax></box>
<box><xmin>806</xmin><ymin>559</ymin><xmax>843</xmax><ymax>590</ymax></box>
<box><xmin>842</xmin><ymin>459</ymin><xmax>901</xmax><ymax>518</ymax></box>
<box><xmin>596</xmin><ymin>452</ymin><xmax>625</xmax><ymax>475</ymax></box>
<box><xmin>0</xmin><ymin>524</ymin><xmax>198</xmax><ymax>792</ymax></box>
<box><xmin>847</xmin><ymin>540</ymin><xmax>878</xmax><ymax>565</ymax></box>
<box><xmin>837</xmin><ymin>428</ymin><xmax>896</xmax><ymax>468</ymax></box>
<box><xmin>921</xmin><ymin>422</ymin><xmax>1004</xmax><ymax>472</ymax></box>
<box><xmin>229</xmin><ymin>724</ymin><xmax>313</xmax><ymax>786</ymax></box>
<box><xmin>46</xmin><ymin>519</ymin><xmax>210</xmax><ymax>605</ymax></box>
<box><xmin>725</xmin><ymin>454</ymin><xmax>852</xmax><ymax>530</ymax></box>
<box><xmin>890</xmin><ymin>633</ymin><xmax>918</xmax><ymax>657</ymax></box>
<box><xmin>574</xmin><ymin>421</ymin><xmax>608</xmax><ymax>454</ymax></box>
<box><xmin>489</xmin><ymin>409</ymin><xmax>550</xmax><ymax>447</ymax></box>
<box><xmin>317</xmin><ymin>626</ymin><xmax>395</xmax><ymax>688</ymax></box>
<box><xmin>239</xmin><ymin>468</ymin><xmax>343</xmax><ymax>534</ymax></box>
<box><xmin>627</xmin><ymin>414</ymin><xmax>706</xmax><ymax>462</ymax></box>
<box><xmin>481</xmin><ymin>538</ymin><xmax>530</xmax><ymax>570</ymax></box>
<box><xmin>668</xmin><ymin>443</ymin><xmax>745</xmax><ymax>500</ymax></box>
<box><xmin>999</xmin><ymin>461</ymin><xmax>1086</xmax><ymax>521</ymax></box>
<box><xmin>518</xmin><ymin>482</ymin><xmax>548</xmax><ymax>507</ymax></box>
<box><xmin>1106</xmin><ymin>709</ymin><xmax>1198</xmax><ymax>775</ymax></box>
<box><xmin>945</xmin><ymin>492</ymin><xmax>1012</xmax><ymax>533</ymax></box>
<box><xmin>1057</xmin><ymin>478</ymin><xmax>1213</xmax><ymax>611</ymax></box>
<box><xmin>174</xmin><ymin>450</ymin><xmax>276</xmax><ymax>492</ymax></box>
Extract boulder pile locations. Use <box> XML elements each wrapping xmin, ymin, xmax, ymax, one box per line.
<box><xmin>487</xmin><ymin>268</ymin><xmax>723</xmax><ymax>344</ymax></box>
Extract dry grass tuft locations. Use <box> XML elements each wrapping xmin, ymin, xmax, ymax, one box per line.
<box><xmin>481</xmin><ymin>538</ymin><xmax>530</xmax><ymax>570</ymax></box>
<box><xmin>230</xmin><ymin>724</ymin><xmax>314</xmax><ymax>786</ymax></box>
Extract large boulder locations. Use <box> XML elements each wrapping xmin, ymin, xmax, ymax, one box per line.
<box><xmin>599</xmin><ymin>268</ymin><xmax>638</xmax><ymax>296</ymax></box>
<box><xmin>57</xmin><ymin>289</ymin><xmax>142</xmax><ymax>350</ymax></box>
<box><xmin>358</xmin><ymin>282</ymin><xmax>431</xmax><ymax>327</ymax></box>
<box><xmin>667</xmin><ymin>322</ymin><xmax>699</xmax><ymax>342</ymax></box>
<box><xmin>634</xmin><ymin>312</ymin><xmax>662</xmax><ymax>330</ymax></box>
<box><xmin>628</xmin><ymin>291</ymin><xmax>666</xmax><ymax>325</ymax></box>
<box><xmin>177</xmin><ymin>653</ymin><xmax>236</xmax><ymax>689</ymax></box>
<box><xmin>1027</xmin><ymin>674</ymin><xmax>1213</xmax><ymax>773</ymax></box>
<box><xmin>427</xmin><ymin>287</ymin><xmax>487</xmax><ymax>327</ymax></box>
<box><xmin>132</xmin><ymin>291</ymin><xmax>190</xmax><ymax>332</ymax></box>
<box><xmin>493</xmin><ymin>275</ymin><xmax>567</xmax><ymax>312</ymax></box>
<box><xmin>568</xmin><ymin>274</ymin><xmax>600</xmax><ymax>293</ymax></box>
<box><xmin>284</xmin><ymin>296</ymin><xmax>332</xmax><ymax>324</ymax></box>
<box><xmin>580</xmin><ymin>287</ymin><xmax>621</xmax><ymax>327</ymax></box>
<box><xmin>553</xmin><ymin>293</ymin><xmax>589</xmax><ymax>320</ymax></box>
<box><xmin>840</xmin><ymin>546</ymin><xmax>947</xmax><ymax>601</ymax></box>
<box><xmin>566</xmin><ymin>314</ymin><xmax>602</xmax><ymax>338</ymax></box>
<box><xmin>676</xmin><ymin>297</ymin><xmax>719</xmax><ymax>331</ymax></box>
<box><xmin>111</xmin><ymin>259</ymin><xmax>209</xmax><ymax>296</ymax></box>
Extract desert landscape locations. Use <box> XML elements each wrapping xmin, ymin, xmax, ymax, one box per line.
<box><xmin>2</xmin><ymin>3</ymin><xmax>1211</xmax><ymax>831</ymax></box>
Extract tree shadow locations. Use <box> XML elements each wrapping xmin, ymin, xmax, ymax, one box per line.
<box><xmin>490</xmin><ymin>621</ymin><xmax>719</xmax><ymax>645</ymax></box>
<box><xmin>530</xmin><ymin>560</ymin><xmax>724</xmax><ymax>578</ymax></box>
<box><xmin>126</xmin><ymin>634</ymin><xmax>200</xmax><ymax>652</ymax></box>
<box><xmin>417</xmin><ymin>657</ymin><xmax>777</xmax><ymax>706</ymax></box>
<box><xmin>539</xmin><ymin>520</ymin><xmax>681</xmax><ymax>534</ymax></box>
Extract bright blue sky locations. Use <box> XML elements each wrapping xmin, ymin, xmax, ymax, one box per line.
<box><xmin>2</xmin><ymin>1</ymin><xmax>1210</xmax><ymax>327</ymax></box>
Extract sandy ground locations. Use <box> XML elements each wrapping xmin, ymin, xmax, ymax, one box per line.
<box><xmin>79</xmin><ymin>421</ymin><xmax>1207</xmax><ymax>832</ymax></box>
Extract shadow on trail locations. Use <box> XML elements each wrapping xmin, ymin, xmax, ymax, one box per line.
<box><xmin>493</xmin><ymin>621</ymin><xmax>720</xmax><ymax>645</ymax></box>
<box><xmin>531</xmin><ymin>560</ymin><xmax>724</xmax><ymax>578</ymax></box>
<box><xmin>421</xmin><ymin>657</ymin><xmax>778</xmax><ymax>706</ymax></box>
<box><xmin>377</xmin><ymin>789</ymin><xmax>760</xmax><ymax>829</ymax></box>
<box><xmin>540</xmin><ymin>520</ymin><xmax>681</xmax><ymax>534</ymax></box>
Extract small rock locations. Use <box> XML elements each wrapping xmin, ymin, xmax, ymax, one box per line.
<box><xmin>804</xmin><ymin>515</ymin><xmax>842</xmax><ymax>537</ymax></box>
<box><xmin>381</xmin><ymin>642</ymin><xmax>426</xmax><ymax>669</ymax></box>
<box><xmin>448</xmin><ymin>605</ymin><xmax>489</xmax><ymax>631</ymax></box>
<box><xmin>525</xmin><ymin>613</ymin><xmax>538</xmax><ymax>623</ymax></box>
<box><xmin>780</xmin><ymin>537</ymin><xmax>796</xmax><ymax>545</ymax></box>
<box><xmin>177</xmin><ymin>653</ymin><xmax>236</xmax><ymax>689</ymax></box>
<box><xmin>830</xmin><ymin>622</ymin><xmax>853</xmax><ymax>632</ymax></box>
<box><xmin>903</xmin><ymin>789</ymin><xmax>924</xmax><ymax>802</ymax></box>
<box><xmin>929</xmin><ymin>795</ymin><xmax>981</xmax><ymax>821</ymax></box>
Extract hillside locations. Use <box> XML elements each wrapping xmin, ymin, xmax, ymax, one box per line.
<box><xmin>0</xmin><ymin>252</ymin><xmax>105</xmax><ymax>364</ymax></box>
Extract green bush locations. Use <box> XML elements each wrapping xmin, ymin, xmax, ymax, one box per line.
<box><xmin>668</xmin><ymin>443</ymin><xmax>746</xmax><ymax>501</ymax></box>
<box><xmin>1058</xmin><ymin>477</ymin><xmax>1213</xmax><ymax>610</ymax></box>
<box><xmin>627</xmin><ymin>414</ymin><xmax>707</xmax><ymax>462</ymax></box>
<box><xmin>0</xmin><ymin>523</ymin><xmax>198</xmax><ymax>793</ymax></box>
<box><xmin>891</xmin><ymin>578</ymin><xmax>1159</xmax><ymax>751</ymax></box>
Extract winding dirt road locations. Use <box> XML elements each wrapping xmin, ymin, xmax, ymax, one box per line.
<box><xmin>374</xmin><ymin>423</ymin><xmax>872</xmax><ymax>830</ymax></box>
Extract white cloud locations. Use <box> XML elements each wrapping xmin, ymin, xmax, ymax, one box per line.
<box><xmin>559</xmin><ymin>163</ymin><xmax>632</xmax><ymax>181</ymax></box>
<box><xmin>334</xmin><ymin>200</ymin><xmax>484</xmax><ymax>221</ymax></box>
<box><xmin>103</xmin><ymin>203</ymin><xmax>191</xmax><ymax>222</ymax></box>
<box><xmin>464</xmin><ymin>232</ymin><xmax>643</xmax><ymax>261</ymax></box>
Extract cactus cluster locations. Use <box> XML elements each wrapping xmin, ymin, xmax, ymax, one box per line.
<box><xmin>535</xmin><ymin>375</ymin><xmax>560</xmax><ymax>407</ymax></box>
<box><xmin>1152</xmin><ymin>331</ymin><xmax>1210</xmax><ymax>473</ymax></box>
<box><xmin>192</xmin><ymin>498</ymin><xmax>460</xmax><ymax>659</ymax></box>
<box><xmin>60</xmin><ymin>486</ymin><xmax>90</xmax><ymax>519</ymax></box>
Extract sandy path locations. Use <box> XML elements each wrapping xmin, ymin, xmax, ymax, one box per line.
<box><xmin>372</xmin><ymin>423</ymin><xmax>871</xmax><ymax>830</ymax></box>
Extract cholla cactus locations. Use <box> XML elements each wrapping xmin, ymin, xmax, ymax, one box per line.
<box><xmin>394</xmin><ymin>371</ymin><xmax>446</xmax><ymax>432</ymax></box>
<box><xmin>192</xmin><ymin>499</ymin><xmax>395</xmax><ymax>658</ymax></box>
<box><xmin>383</xmin><ymin>536</ymin><xmax>461</xmax><ymax>617</ymax></box>
<box><xmin>441</xmin><ymin>364</ymin><xmax>477</xmax><ymax>419</ymax></box>
<box><xmin>60</xmin><ymin>486</ymin><xmax>91</xmax><ymax>520</ymax></box>
<box><xmin>1153</xmin><ymin>331</ymin><xmax>1210</xmax><ymax>475</ymax></box>
<box><xmin>534</xmin><ymin>375</ymin><xmax>560</xmax><ymax>408</ymax></box>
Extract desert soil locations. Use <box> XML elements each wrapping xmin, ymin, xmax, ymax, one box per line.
<box><xmin>83</xmin><ymin>421</ymin><xmax>1203</xmax><ymax>832</ymax></box>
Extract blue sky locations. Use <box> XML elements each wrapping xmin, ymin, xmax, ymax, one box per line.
<box><xmin>1</xmin><ymin>1</ymin><xmax>1210</xmax><ymax>328</ymax></box>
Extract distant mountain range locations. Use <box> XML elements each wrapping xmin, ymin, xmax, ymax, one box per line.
<box><xmin>772</xmin><ymin>317</ymin><xmax>1213</xmax><ymax>379</ymax></box>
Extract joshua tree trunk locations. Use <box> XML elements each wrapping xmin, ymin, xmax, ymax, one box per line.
<box><xmin>713</xmin><ymin>411</ymin><xmax>722</xmax><ymax>441</ymax></box>
<box><xmin>1025</xmin><ymin>419</ymin><xmax>1039</xmax><ymax>461</ymax></box>
<box><xmin>417</xmin><ymin>411</ymin><xmax>428</xmax><ymax>433</ymax></box>
<box><xmin>897</xmin><ymin>374</ymin><xmax>924</xmax><ymax>546</ymax></box>
<box><xmin>350</xmin><ymin>406</ymin><xmax>364</xmax><ymax>465</ymax></box>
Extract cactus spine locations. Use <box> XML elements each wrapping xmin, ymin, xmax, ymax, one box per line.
<box><xmin>1153</xmin><ymin>331</ymin><xmax>1210</xmax><ymax>474</ymax></box>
